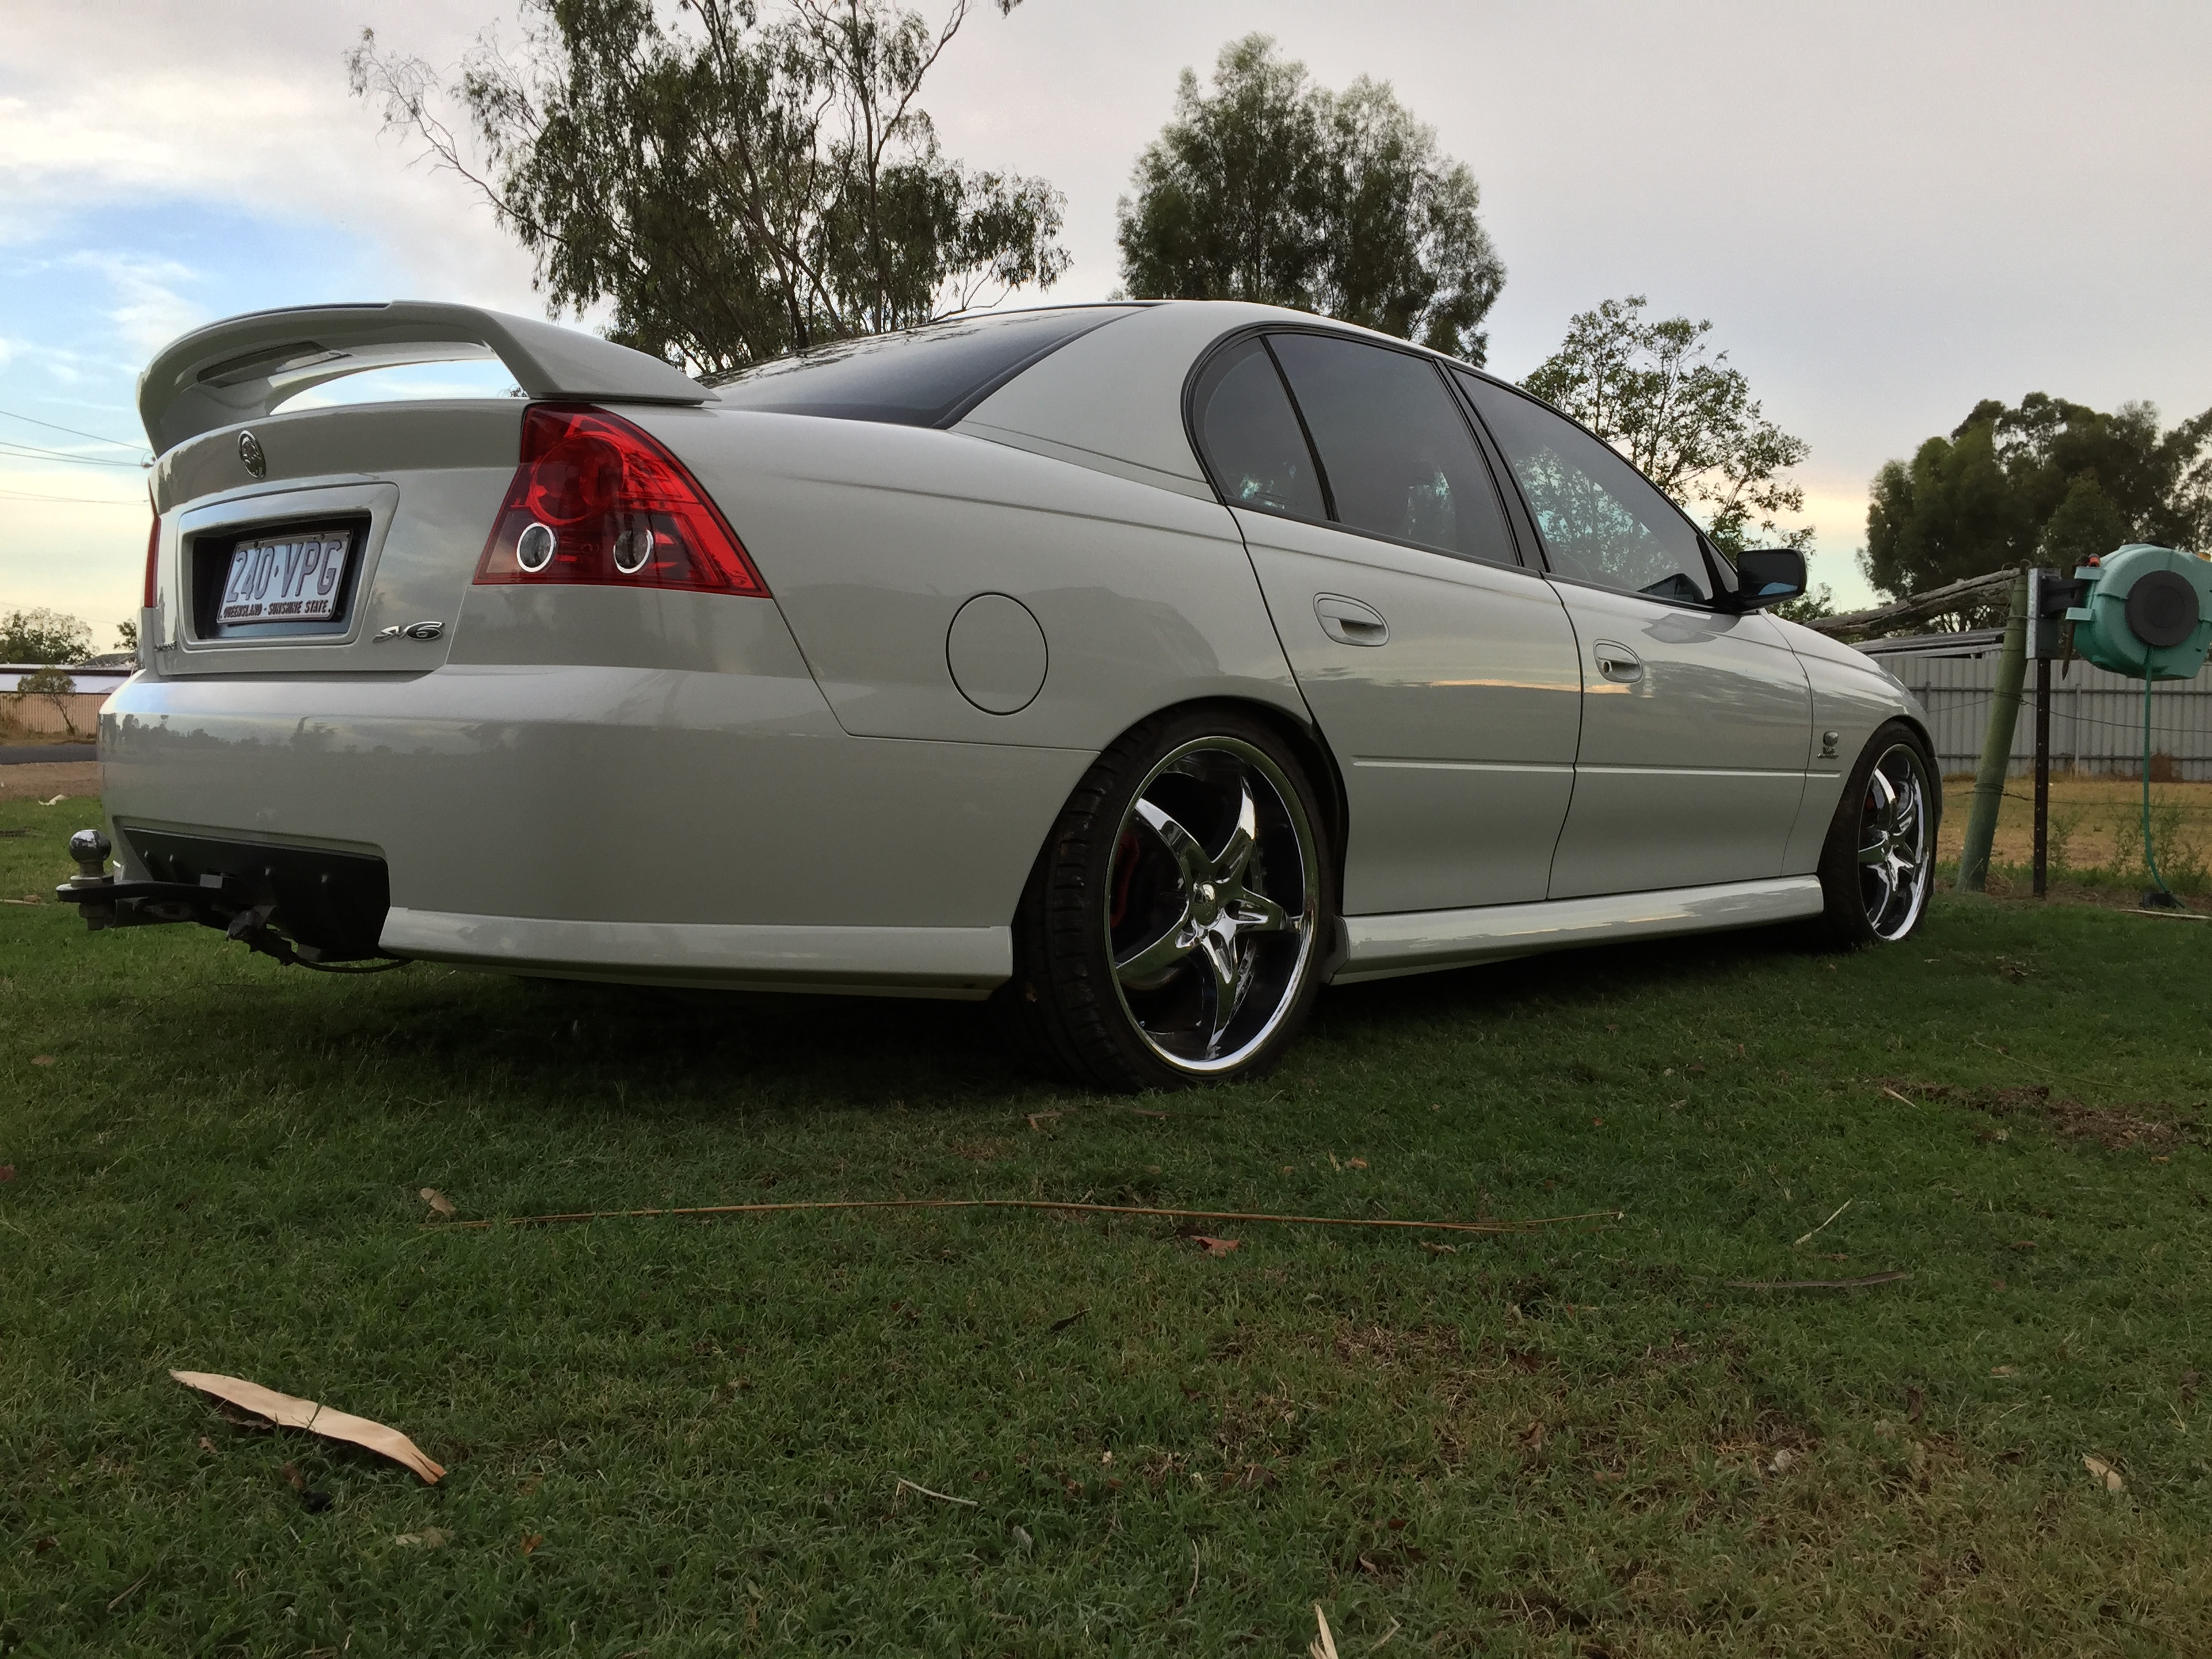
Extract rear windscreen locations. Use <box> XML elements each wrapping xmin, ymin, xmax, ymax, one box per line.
<box><xmin>707</xmin><ymin>308</ymin><xmax>1139</xmax><ymax>428</ymax></box>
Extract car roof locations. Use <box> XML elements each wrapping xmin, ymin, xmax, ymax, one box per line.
<box><xmin>954</xmin><ymin>299</ymin><xmax>1494</xmax><ymax>500</ymax></box>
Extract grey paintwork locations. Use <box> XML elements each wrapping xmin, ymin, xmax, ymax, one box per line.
<box><xmin>1235</xmin><ymin>508</ymin><xmax>1582</xmax><ymax>912</ymax></box>
<box><xmin>1544</xmin><ymin>583</ymin><xmax>1815</xmax><ymax>897</ymax></box>
<box><xmin>101</xmin><ymin>298</ymin><xmax>1929</xmax><ymax>998</ymax></box>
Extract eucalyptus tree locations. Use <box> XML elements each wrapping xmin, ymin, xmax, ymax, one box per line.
<box><xmin>348</xmin><ymin>0</ymin><xmax>1068</xmax><ymax>375</ymax></box>
<box><xmin>1115</xmin><ymin>35</ymin><xmax>1504</xmax><ymax>364</ymax></box>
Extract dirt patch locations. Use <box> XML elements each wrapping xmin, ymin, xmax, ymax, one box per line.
<box><xmin>0</xmin><ymin>762</ymin><xmax>99</xmax><ymax>803</ymax></box>
<box><xmin>1879</xmin><ymin>1078</ymin><xmax>2203</xmax><ymax>1153</ymax></box>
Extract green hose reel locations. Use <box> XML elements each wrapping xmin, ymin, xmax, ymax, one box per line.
<box><xmin>2064</xmin><ymin>543</ymin><xmax>2212</xmax><ymax>680</ymax></box>
<box><xmin>2061</xmin><ymin>542</ymin><xmax>2212</xmax><ymax>906</ymax></box>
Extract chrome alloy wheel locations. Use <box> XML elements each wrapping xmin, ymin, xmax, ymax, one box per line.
<box><xmin>1858</xmin><ymin>741</ymin><xmax>1933</xmax><ymax>941</ymax></box>
<box><xmin>1105</xmin><ymin>737</ymin><xmax>1319</xmax><ymax>1074</ymax></box>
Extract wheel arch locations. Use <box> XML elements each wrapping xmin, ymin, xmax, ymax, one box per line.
<box><xmin>1019</xmin><ymin>693</ymin><xmax>1353</xmax><ymax>920</ymax></box>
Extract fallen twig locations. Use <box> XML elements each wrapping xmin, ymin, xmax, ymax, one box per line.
<box><xmin>437</xmin><ymin>1197</ymin><xmax>1619</xmax><ymax>1237</ymax></box>
<box><xmin>1726</xmin><ymin>1269</ymin><xmax>1912</xmax><ymax>1291</ymax></box>
<box><xmin>1793</xmin><ymin>1198</ymin><xmax>1851</xmax><ymax>1248</ymax></box>
<box><xmin>893</xmin><ymin>1476</ymin><xmax>978</xmax><ymax>1509</ymax></box>
<box><xmin>1880</xmin><ymin>1086</ymin><xmax>1919</xmax><ymax>1108</ymax></box>
<box><xmin>106</xmin><ymin>1572</ymin><xmax>150</xmax><ymax>1613</ymax></box>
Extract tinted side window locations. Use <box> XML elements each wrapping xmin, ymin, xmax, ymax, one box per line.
<box><xmin>710</xmin><ymin>307</ymin><xmax>1136</xmax><ymax>427</ymax></box>
<box><xmin>1456</xmin><ymin>372</ymin><xmax>1711</xmax><ymax>603</ymax></box>
<box><xmin>1269</xmin><ymin>333</ymin><xmax>1519</xmax><ymax>566</ymax></box>
<box><xmin>1190</xmin><ymin>338</ymin><xmax>1327</xmax><ymax>519</ymax></box>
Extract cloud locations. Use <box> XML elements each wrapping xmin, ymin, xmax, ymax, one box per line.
<box><xmin>64</xmin><ymin>253</ymin><xmax>205</xmax><ymax>358</ymax></box>
<box><xmin>0</xmin><ymin>3</ymin><xmax>544</xmax><ymax>310</ymax></box>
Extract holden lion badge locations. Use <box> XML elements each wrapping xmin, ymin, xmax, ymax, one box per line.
<box><xmin>238</xmin><ymin>430</ymin><xmax>266</xmax><ymax>478</ymax></box>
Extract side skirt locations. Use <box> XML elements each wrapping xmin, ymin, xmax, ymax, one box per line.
<box><xmin>380</xmin><ymin>908</ymin><xmax>1010</xmax><ymax>1000</ymax></box>
<box><xmin>1331</xmin><ymin>876</ymin><xmax>1824</xmax><ymax>984</ymax></box>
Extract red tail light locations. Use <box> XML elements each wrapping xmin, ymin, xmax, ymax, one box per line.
<box><xmin>475</xmin><ymin>405</ymin><xmax>769</xmax><ymax>596</ymax></box>
<box><xmin>142</xmin><ymin>511</ymin><xmax>161</xmax><ymax>609</ymax></box>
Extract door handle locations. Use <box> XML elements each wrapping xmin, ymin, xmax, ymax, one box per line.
<box><xmin>1593</xmin><ymin>640</ymin><xmax>1643</xmax><ymax>682</ymax></box>
<box><xmin>1315</xmin><ymin>593</ymin><xmax>1390</xmax><ymax>647</ymax></box>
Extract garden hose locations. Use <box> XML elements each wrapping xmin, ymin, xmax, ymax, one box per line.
<box><xmin>2142</xmin><ymin>671</ymin><xmax>2177</xmax><ymax>903</ymax></box>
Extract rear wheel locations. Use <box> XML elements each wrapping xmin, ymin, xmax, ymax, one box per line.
<box><xmin>1815</xmin><ymin>721</ymin><xmax>1938</xmax><ymax>947</ymax></box>
<box><xmin>1010</xmin><ymin>708</ymin><xmax>1334</xmax><ymax>1091</ymax></box>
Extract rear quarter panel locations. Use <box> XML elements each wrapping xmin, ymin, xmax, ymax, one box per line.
<box><xmin>628</xmin><ymin>406</ymin><xmax>1305</xmax><ymax>748</ymax></box>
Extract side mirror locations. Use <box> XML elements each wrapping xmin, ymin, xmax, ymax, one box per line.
<box><xmin>1731</xmin><ymin>548</ymin><xmax>1807</xmax><ymax>609</ymax></box>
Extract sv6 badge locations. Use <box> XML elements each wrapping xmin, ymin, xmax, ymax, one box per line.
<box><xmin>373</xmin><ymin>620</ymin><xmax>444</xmax><ymax>642</ymax></box>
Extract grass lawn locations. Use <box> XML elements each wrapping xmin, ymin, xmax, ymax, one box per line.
<box><xmin>5</xmin><ymin>792</ymin><xmax>2211</xmax><ymax>1656</ymax></box>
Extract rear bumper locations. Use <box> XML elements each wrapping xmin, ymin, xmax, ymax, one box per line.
<box><xmin>99</xmin><ymin>660</ymin><xmax>1090</xmax><ymax>993</ymax></box>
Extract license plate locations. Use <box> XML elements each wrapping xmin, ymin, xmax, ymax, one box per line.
<box><xmin>218</xmin><ymin>529</ymin><xmax>352</xmax><ymax>630</ymax></box>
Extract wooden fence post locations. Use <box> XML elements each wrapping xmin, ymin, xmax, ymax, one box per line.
<box><xmin>1956</xmin><ymin>570</ymin><xmax>2030</xmax><ymax>893</ymax></box>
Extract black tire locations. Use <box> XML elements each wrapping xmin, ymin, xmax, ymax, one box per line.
<box><xmin>1814</xmin><ymin>719</ymin><xmax>1939</xmax><ymax>948</ymax></box>
<box><xmin>1008</xmin><ymin>705</ymin><xmax>1336</xmax><ymax>1091</ymax></box>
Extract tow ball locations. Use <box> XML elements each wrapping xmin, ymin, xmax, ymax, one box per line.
<box><xmin>52</xmin><ymin>827</ymin><xmax>348</xmax><ymax>968</ymax></box>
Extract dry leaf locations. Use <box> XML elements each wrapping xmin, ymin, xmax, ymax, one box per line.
<box><xmin>0</xmin><ymin>1165</ymin><xmax>14</xmax><ymax>1182</ymax></box>
<box><xmin>1991</xmin><ymin>1365</ymin><xmax>2018</xmax><ymax>1377</ymax></box>
<box><xmin>281</xmin><ymin>1460</ymin><xmax>304</xmax><ymax>1492</ymax></box>
<box><xmin>522</xmin><ymin>1532</ymin><xmax>544</xmax><ymax>1555</ymax></box>
<box><xmin>1346</xmin><ymin>1158</ymin><xmax>1368</xmax><ymax>1170</ymax></box>
<box><xmin>1420</xmin><ymin>1242</ymin><xmax>1457</xmax><ymax>1256</ymax></box>
<box><xmin>39</xmin><ymin>795</ymin><xmax>65</xmax><ymax>807</ymax></box>
<box><xmin>394</xmin><ymin>1528</ymin><xmax>451</xmax><ymax>1549</ymax></box>
<box><xmin>1309</xmin><ymin>1603</ymin><xmax>1341</xmax><ymax>1659</ymax></box>
<box><xmin>1025</xmin><ymin>1111</ymin><xmax>1064</xmax><ymax>1132</ymax></box>
<box><xmin>31</xmin><ymin>1057</ymin><xmax>54</xmax><ymax>1067</ymax></box>
<box><xmin>198</xmin><ymin>1436</ymin><xmax>216</xmax><ymax>1452</ymax></box>
<box><xmin>170</xmin><ymin>1371</ymin><xmax>445</xmax><ymax>1483</ymax></box>
<box><xmin>2083</xmin><ymin>1454</ymin><xmax>2124</xmax><ymax>1492</ymax></box>
<box><xmin>419</xmin><ymin>1187</ymin><xmax>456</xmax><ymax>1219</ymax></box>
<box><xmin>1191</xmin><ymin>1235</ymin><xmax>1240</xmax><ymax>1257</ymax></box>
<box><xmin>1767</xmin><ymin>1448</ymin><xmax>1797</xmax><ymax>1475</ymax></box>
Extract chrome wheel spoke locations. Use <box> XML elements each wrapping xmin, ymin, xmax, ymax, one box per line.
<box><xmin>1134</xmin><ymin>798</ymin><xmax>1213</xmax><ymax>888</ymax></box>
<box><xmin>1213</xmin><ymin>783</ymin><xmax>1259</xmax><ymax>886</ymax></box>
<box><xmin>1196</xmin><ymin>930</ymin><xmax>1242</xmax><ymax>1049</ymax></box>
<box><xmin>1227</xmin><ymin>887</ymin><xmax>1290</xmax><ymax>933</ymax></box>
<box><xmin>1114</xmin><ymin>917</ymin><xmax>1198</xmax><ymax>991</ymax></box>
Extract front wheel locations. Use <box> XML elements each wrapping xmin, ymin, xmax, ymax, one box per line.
<box><xmin>1010</xmin><ymin>708</ymin><xmax>1335</xmax><ymax>1091</ymax></box>
<box><xmin>1814</xmin><ymin>721</ymin><xmax>1938</xmax><ymax>947</ymax></box>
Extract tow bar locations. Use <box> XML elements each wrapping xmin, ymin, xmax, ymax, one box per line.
<box><xmin>52</xmin><ymin>828</ymin><xmax>401</xmax><ymax>971</ymax></box>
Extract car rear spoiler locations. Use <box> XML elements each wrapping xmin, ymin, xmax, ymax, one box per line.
<box><xmin>137</xmin><ymin>300</ymin><xmax>712</xmax><ymax>454</ymax></box>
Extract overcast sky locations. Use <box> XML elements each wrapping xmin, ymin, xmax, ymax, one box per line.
<box><xmin>3</xmin><ymin>0</ymin><xmax>2208</xmax><ymax>640</ymax></box>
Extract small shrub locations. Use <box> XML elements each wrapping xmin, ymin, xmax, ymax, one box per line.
<box><xmin>7</xmin><ymin>665</ymin><xmax>81</xmax><ymax>738</ymax></box>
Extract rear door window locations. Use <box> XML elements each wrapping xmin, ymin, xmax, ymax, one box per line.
<box><xmin>1268</xmin><ymin>333</ymin><xmax>1519</xmax><ymax>567</ymax></box>
<box><xmin>1456</xmin><ymin>371</ymin><xmax>1713</xmax><ymax>605</ymax></box>
<box><xmin>1189</xmin><ymin>337</ymin><xmax>1328</xmax><ymax>520</ymax></box>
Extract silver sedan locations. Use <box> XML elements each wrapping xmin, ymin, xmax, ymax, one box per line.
<box><xmin>68</xmin><ymin>299</ymin><xmax>1936</xmax><ymax>1089</ymax></box>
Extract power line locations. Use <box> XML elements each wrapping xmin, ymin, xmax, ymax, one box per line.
<box><xmin>0</xmin><ymin>441</ymin><xmax>147</xmax><ymax>469</ymax></box>
<box><xmin>0</xmin><ymin>487</ymin><xmax>144</xmax><ymax>506</ymax></box>
<box><xmin>0</xmin><ymin>407</ymin><xmax>146</xmax><ymax>451</ymax></box>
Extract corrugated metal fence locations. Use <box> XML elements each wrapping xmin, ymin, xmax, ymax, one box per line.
<box><xmin>1876</xmin><ymin>648</ymin><xmax>2212</xmax><ymax>780</ymax></box>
